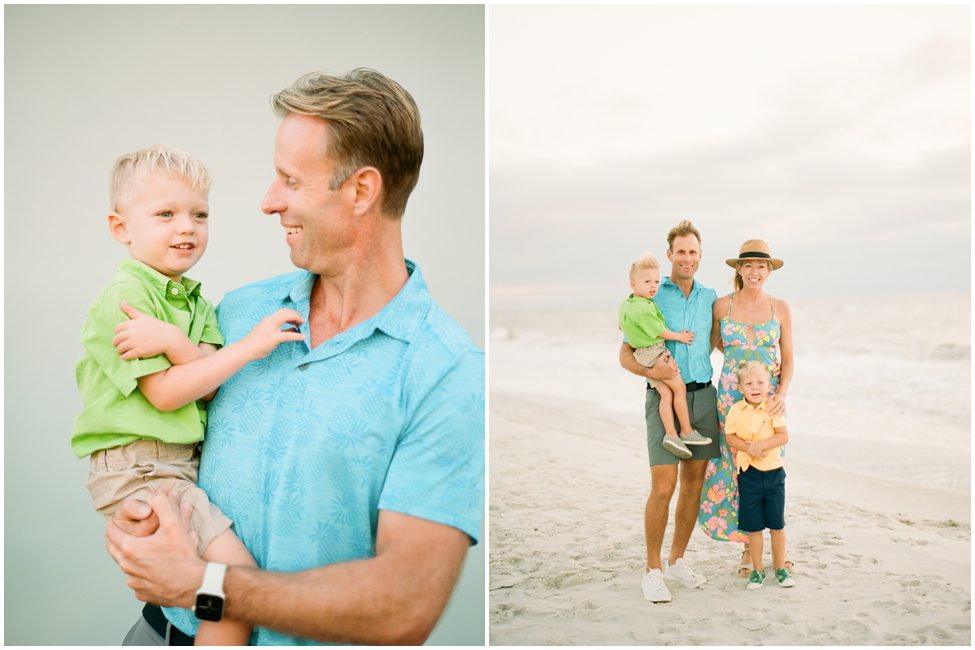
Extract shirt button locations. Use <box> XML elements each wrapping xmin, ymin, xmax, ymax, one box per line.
<box><xmin>170</xmin><ymin>287</ymin><xmax>179</xmax><ymax>295</ymax></box>
<box><xmin>298</xmin><ymin>363</ymin><xmax>309</xmax><ymax>371</ymax></box>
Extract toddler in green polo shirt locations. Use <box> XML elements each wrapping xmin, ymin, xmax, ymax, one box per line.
<box><xmin>619</xmin><ymin>254</ymin><xmax>712</xmax><ymax>459</ymax></box>
<box><xmin>72</xmin><ymin>145</ymin><xmax>304</xmax><ymax>645</ymax></box>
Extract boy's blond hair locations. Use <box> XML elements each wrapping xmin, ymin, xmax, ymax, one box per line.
<box><xmin>629</xmin><ymin>254</ymin><xmax>660</xmax><ymax>281</ymax></box>
<box><xmin>666</xmin><ymin>220</ymin><xmax>702</xmax><ymax>250</ymax></box>
<box><xmin>734</xmin><ymin>360</ymin><xmax>771</xmax><ymax>384</ymax></box>
<box><xmin>110</xmin><ymin>145</ymin><xmax>211</xmax><ymax>212</ymax></box>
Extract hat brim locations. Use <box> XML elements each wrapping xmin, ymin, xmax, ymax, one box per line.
<box><xmin>725</xmin><ymin>257</ymin><xmax>784</xmax><ymax>270</ymax></box>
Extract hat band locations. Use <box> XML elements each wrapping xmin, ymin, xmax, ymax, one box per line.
<box><xmin>739</xmin><ymin>251</ymin><xmax>771</xmax><ymax>260</ymax></box>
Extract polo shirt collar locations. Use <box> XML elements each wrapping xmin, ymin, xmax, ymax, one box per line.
<box><xmin>661</xmin><ymin>276</ymin><xmax>699</xmax><ymax>296</ymax></box>
<box><xmin>284</xmin><ymin>259</ymin><xmax>431</xmax><ymax>344</ymax></box>
<box><xmin>117</xmin><ymin>258</ymin><xmax>202</xmax><ymax>297</ymax></box>
<box><xmin>742</xmin><ymin>398</ymin><xmax>768</xmax><ymax>412</ymax></box>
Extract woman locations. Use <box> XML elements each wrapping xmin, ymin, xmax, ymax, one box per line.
<box><xmin>697</xmin><ymin>239</ymin><xmax>794</xmax><ymax>575</ymax></box>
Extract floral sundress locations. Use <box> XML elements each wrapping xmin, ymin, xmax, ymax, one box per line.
<box><xmin>697</xmin><ymin>294</ymin><xmax>780</xmax><ymax>542</ymax></box>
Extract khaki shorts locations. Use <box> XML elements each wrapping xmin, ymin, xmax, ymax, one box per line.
<box><xmin>634</xmin><ymin>343</ymin><xmax>668</xmax><ymax>388</ymax></box>
<box><xmin>86</xmin><ymin>439</ymin><xmax>232</xmax><ymax>555</ymax></box>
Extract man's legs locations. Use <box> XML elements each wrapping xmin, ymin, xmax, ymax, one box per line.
<box><xmin>668</xmin><ymin>458</ymin><xmax>707</xmax><ymax>565</ymax></box>
<box><xmin>644</xmin><ymin>464</ymin><xmax>677</xmax><ymax>570</ymax></box>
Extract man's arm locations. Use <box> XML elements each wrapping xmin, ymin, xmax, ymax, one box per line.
<box><xmin>106</xmin><ymin>492</ymin><xmax>469</xmax><ymax>644</ymax></box>
<box><xmin>618</xmin><ymin>342</ymin><xmax>678</xmax><ymax>382</ymax></box>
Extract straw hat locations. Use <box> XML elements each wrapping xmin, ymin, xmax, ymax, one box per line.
<box><xmin>725</xmin><ymin>239</ymin><xmax>783</xmax><ymax>269</ymax></box>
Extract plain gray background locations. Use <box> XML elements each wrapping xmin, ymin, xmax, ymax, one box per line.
<box><xmin>4</xmin><ymin>5</ymin><xmax>485</xmax><ymax>645</ymax></box>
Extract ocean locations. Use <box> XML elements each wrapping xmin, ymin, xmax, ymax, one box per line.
<box><xmin>490</xmin><ymin>293</ymin><xmax>971</xmax><ymax>493</ymax></box>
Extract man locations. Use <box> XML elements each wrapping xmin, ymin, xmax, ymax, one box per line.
<box><xmin>619</xmin><ymin>220</ymin><xmax>719</xmax><ymax>603</ymax></box>
<box><xmin>106</xmin><ymin>69</ymin><xmax>484</xmax><ymax>645</ymax></box>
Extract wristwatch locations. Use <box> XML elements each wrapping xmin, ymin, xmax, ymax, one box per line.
<box><xmin>193</xmin><ymin>562</ymin><xmax>227</xmax><ymax>622</ymax></box>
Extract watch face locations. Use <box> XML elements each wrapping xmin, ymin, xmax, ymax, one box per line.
<box><xmin>194</xmin><ymin>593</ymin><xmax>224</xmax><ymax>622</ymax></box>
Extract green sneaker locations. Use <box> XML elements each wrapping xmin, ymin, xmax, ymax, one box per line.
<box><xmin>775</xmin><ymin>567</ymin><xmax>796</xmax><ymax>587</ymax></box>
<box><xmin>746</xmin><ymin>569</ymin><xmax>766</xmax><ymax>590</ymax></box>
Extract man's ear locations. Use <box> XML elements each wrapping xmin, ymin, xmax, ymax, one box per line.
<box><xmin>348</xmin><ymin>167</ymin><xmax>383</xmax><ymax>217</ymax></box>
<box><xmin>108</xmin><ymin>213</ymin><xmax>130</xmax><ymax>245</ymax></box>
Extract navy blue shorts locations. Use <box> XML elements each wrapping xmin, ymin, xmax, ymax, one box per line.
<box><xmin>737</xmin><ymin>466</ymin><xmax>785</xmax><ymax>532</ymax></box>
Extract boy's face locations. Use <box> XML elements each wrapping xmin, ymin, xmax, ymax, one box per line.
<box><xmin>739</xmin><ymin>369</ymin><xmax>771</xmax><ymax>405</ymax></box>
<box><xmin>109</xmin><ymin>173</ymin><xmax>209</xmax><ymax>282</ymax></box>
<box><xmin>630</xmin><ymin>267</ymin><xmax>661</xmax><ymax>300</ymax></box>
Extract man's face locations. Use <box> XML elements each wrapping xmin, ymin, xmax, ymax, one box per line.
<box><xmin>666</xmin><ymin>234</ymin><xmax>701</xmax><ymax>283</ymax></box>
<box><xmin>261</xmin><ymin>113</ymin><xmax>357</xmax><ymax>275</ymax></box>
<box><xmin>630</xmin><ymin>267</ymin><xmax>661</xmax><ymax>300</ymax></box>
<box><xmin>111</xmin><ymin>173</ymin><xmax>209</xmax><ymax>282</ymax></box>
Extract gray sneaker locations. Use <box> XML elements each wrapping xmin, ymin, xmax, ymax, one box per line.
<box><xmin>662</xmin><ymin>435</ymin><xmax>692</xmax><ymax>459</ymax></box>
<box><xmin>680</xmin><ymin>429</ymin><xmax>712</xmax><ymax>446</ymax></box>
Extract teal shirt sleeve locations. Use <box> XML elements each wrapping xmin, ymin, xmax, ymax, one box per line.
<box><xmin>378</xmin><ymin>350</ymin><xmax>485</xmax><ymax>544</ymax></box>
<box><xmin>81</xmin><ymin>281</ymin><xmax>172</xmax><ymax>397</ymax></box>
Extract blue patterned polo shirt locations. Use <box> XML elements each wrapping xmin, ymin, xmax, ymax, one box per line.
<box><xmin>165</xmin><ymin>260</ymin><xmax>484</xmax><ymax>644</ymax></box>
<box><xmin>653</xmin><ymin>277</ymin><xmax>717</xmax><ymax>384</ymax></box>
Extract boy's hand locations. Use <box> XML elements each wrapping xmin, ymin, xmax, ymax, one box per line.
<box><xmin>676</xmin><ymin>330</ymin><xmax>696</xmax><ymax>344</ymax></box>
<box><xmin>241</xmin><ymin>308</ymin><xmax>306</xmax><ymax>360</ymax></box>
<box><xmin>114</xmin><ymin>300</ymin><xmax>186</xmax><ymax>361</ymax></box>
<box><xmin>746</xmin><ymin>441</ymin><xmax>766</xmax><ymax>459</ymax></box>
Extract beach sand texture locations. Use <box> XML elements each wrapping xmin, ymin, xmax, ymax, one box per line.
<box><xmin>489</xmin><ymin>299</ymin><xmax>970</xmax><ymax>645</ymax></box>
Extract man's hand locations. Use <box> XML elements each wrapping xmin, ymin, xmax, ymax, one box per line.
<box><xmin>646</xmin><ymin>353</ymin><xmax>680</xmax><ymax>382</ymax></box>
<box><xmin>105</xmin><ymin>488</ymin><xmax>204</xmax><ymax>608</ymax></box>
<box><xmin>114</xmin><ymin>300</ymin><xmax>198</xmax><ymax>364</ymax></box>
<box><xmin>240</xmin><ymin>309</ymin><xmax>306</xmax><ymax>360</ymax></box>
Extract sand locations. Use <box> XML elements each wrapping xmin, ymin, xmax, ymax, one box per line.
<box><xmin>488</xmin><ymin>391</ymin><xmax>971</xmax><ymax>646</ymax></box>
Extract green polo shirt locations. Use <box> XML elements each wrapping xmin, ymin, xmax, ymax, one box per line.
<box><xmin>71</xmin><ymin>258</ymin><xmax>224</xmax><ymax>458</ymax></box>
<box><xmin>618</xmin><ymin>294</ymin><xmax>668</xmax><ymax>348</ymax></box>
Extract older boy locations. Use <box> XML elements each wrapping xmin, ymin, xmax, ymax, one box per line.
<box><xmin>73</xmin><ymin>145</ymin><xmax>303</xmax><ymax>644</ymax></box>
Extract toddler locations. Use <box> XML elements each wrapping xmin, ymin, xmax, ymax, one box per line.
<box><xmin>724</xmin><ymin>361</ymin><xmax>795</xmax><ymax>590</ymax></box>
<box><xmin>72</xmin><ymin>145</ymin><xmax>304</xmax><ymax>644</ymax></box>
<box><xmin>619</xmin><ymin>254</ymin><xmax>712</xmax><ymax>459</ymax></box>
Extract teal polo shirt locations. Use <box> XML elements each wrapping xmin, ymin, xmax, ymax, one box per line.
<box><xmin>164</xmin><ymin>260</ymin><xmax>485</xmax><ymax>644</ymax></box>
<box><xmin>71</xmin><ymin>258</ymin><xmax>224</xmax><ymax>458</ymax></box>
<box><xmin>651</xmin><ymin>277</ymin><xmax>717</xmax><ymax>383</ymax></box>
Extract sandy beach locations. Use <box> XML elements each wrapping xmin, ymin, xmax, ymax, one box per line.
<box><xmin>489</xmin><ymin>391</ymin><xmax>970</xmax><ymax>645</ymax></box>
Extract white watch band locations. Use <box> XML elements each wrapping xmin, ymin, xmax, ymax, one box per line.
<box><xmin>199</xmin><ymin>562</ymin><xmax>227</xmax><ymax>597</ymax></box>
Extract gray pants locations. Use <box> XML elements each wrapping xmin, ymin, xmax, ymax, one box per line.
<box><xmin>123</xmin><ymin>614</ymin><xmax>166</xmax><ymax>645</ymax></box>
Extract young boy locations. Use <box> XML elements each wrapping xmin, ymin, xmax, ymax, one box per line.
<box><xmin>72</xmin><ymin>145</ymin><xmax>304</xmax><ymax>644</ymax></box>
<box><xmin>723</xmin><ymin>360</ymin><xmax>796</xmax><ymax>590</ymax></box>
<box><xmin>619</xmin><ymin>254</ymin><xmax>712</xmax><ymax>459</ymax></box>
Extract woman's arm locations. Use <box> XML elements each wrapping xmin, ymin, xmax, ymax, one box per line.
<box><xmin>711</xmin><ymin>297</ymin><xmax>726</xmax><ymax>353</ymax></box>
<box><xmin>775</xmin><ymin>298</ymin><xmax>794</xmax><ymax>400</ymax></box>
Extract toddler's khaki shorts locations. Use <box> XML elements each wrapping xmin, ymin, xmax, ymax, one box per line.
<box><xmin>86</xmin><ymin>439</ymin><xmax>231</xmax><ymax>555</ymax></box>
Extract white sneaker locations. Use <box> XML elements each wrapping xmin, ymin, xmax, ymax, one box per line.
<box><xmin>641</xmin><ymin>568</ymin><xmax>672</xmax><ymax>602</ymax></box>
<box><xmin>664</xmin><ymin>557</ymin><xmax>707</xmax><ymax>588</ymax></box>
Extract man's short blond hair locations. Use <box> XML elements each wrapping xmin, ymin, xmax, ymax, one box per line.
<box><xmin>734</xmin><ymin>360</ymin><xmax>770</xmax><ymax>384</ymax></box>
<box><xmin>629</xmin><ymin>254</ymin><xmax>660</xmax><ymax>281</ymax></box>
<box><xmin>270</xmin><ymin>68</ymin><xmax>423</xmax><ymax>219</ymax></box>
<box><xmin>666</xmin><ymin>220</ymin><xmax>702</xmax><ymax>250</ymax></box>
<box><xmin>110</xmin><ymin>145</ymin><xmax>210</xmax><ymax>212</ymax></box>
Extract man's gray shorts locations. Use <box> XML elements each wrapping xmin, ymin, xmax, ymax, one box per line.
<box><xmin>645</xmin><ymin>382</ymin><xmax>720</xmax><ymax>465</ymax></box>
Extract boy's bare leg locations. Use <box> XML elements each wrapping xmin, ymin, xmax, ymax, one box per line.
<box><xmin>770</xmin><ymin>529</ymin><xmax>786</xmax><ymax>570</ymax></box>
<box><xmin>660</xmin><ymin>377</ymin><xmax>693</xmax><ymax>434</ymax></box>
<box><xmin>748</xmin><ymin>531</ymin><xmax>764</xmax><ymax>571</ymax></box>
<box><xmin>194</xmin><ymin>530</ymin><xmax>257</xmax><ymax>646</ymax></box>
<box><xmin>654</xmin><ymin>383</ymin><xmax>679</xmax><ymax>438</ymax></box>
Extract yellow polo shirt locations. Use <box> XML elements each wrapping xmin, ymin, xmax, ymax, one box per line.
<box><xmin>724</xmin><ymin>398</ymin><xmax>786</xmax><ymax>473</ymax></box>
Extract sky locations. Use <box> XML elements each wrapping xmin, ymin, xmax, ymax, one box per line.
<box><xmin>489</xmin><ymin>5</ymin><xmax>970</xmax><ymax>310</ymax></box>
